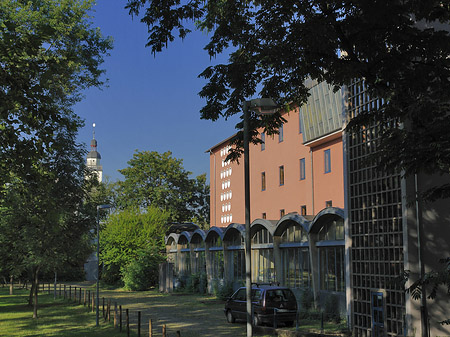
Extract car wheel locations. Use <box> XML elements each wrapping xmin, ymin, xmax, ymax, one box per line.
<box><xmin>226</xmin><ymin>310</ymin><xmax>235</xmax><ymax>323</ymax></box>
<box><xmin>252</xmin><ymin>314</ymin><xmax>261</xmax><ymax>326</ymax></box>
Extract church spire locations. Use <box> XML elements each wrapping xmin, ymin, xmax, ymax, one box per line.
<box><xmin>87</xmin><ymin>122</ymin><xmax>103</xmax><ymax>182</ymax></box>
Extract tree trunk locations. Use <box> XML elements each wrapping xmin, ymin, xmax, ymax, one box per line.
<box><xmin>33</xmin><ymin>267</ymin><xmax>40</xmax><ymax>319</ymax></box>
<box><xmin>9</xmin><ymin>275</ymin><xmax>13</xmax><ymax>295</ymax></box>
<box><xmin>28</xmin><ymin>273</ymin><xmax>36</xmax><ymax>306</ymax></box>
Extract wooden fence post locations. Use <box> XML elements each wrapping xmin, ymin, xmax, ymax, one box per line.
<box><xmin>149</xmin><ymin>319</ymin><xmax>152</xmax><ymax>337</ymax></box>
<box><xmin>138</xmin><ymin>311</ymin><xmax>141</xmax><ymax>337</ymax></box>
<box><xmin>59</xmin><ymin>283</ymin><xmax>61</xmax><ymax>297</ymax></box>
<box><xmin>114</xmin><ymin>302</ymin><xmax>118</xmax><ymax>328</ymax></box>
<box><xmin>63</xmin><ymin>285</ymin><xmax>66</xmax><ymax>299</ymax></box>
<box><xmin>92</xmin><ymin>294</ymin><xmax>95</xmax><ymax>312</ymax></box>
<box><xmin>107</xmin><ymin>299</ymin><xmax>111</xmax><ymax>322</ymax></box>
<box><xmin>162</xmin><ymin>324</ymin><xmax>167</xmax><ymax>337</ymax></box>
<box><xmin>119</xmin><ymin>305</ymin><xmax>122</xmax><ymax>332</ymax></box>
<box><xmin>102</xmin><ymin>297</ymin><xmax>105</xmax><ymax>319</ymax></box>
<box><xmin>69</xmin><ymin>286</ymin><xmax>71</xmax><ymax>301</ymax></box>
<box><xmin>79</xmin><ymin>287</ymin><xmax>81</xmax><ymax>304</ymax></box>
<box><xmin>88</xmin><ymin>290</ymin><xmax>90</xmax><ymax>308</ymax></box>
<box><xmin>126</xmin><ymin>308</ymin><xmax>130</xmax><ymax>337</ymax></box>
<box><xmin>83</xmin><ymin>288</ymin><xmax>86</xmax><ymax>306</ymax></box>
<box><xmin>176</xmin><ymin>331</ymin><xmax>181</xmax><ymax>337</ymax></box>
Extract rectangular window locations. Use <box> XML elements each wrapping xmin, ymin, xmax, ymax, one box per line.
<box><xmin>300</xmin><ymin>158</ymin><xmax>306</xmax><ymax>180</ymax></box>
<box><xmin>261</xmin><ymin>172</ymin><xmax>266</xmax><ymax>191</ymax></box>
<box><xmin>301</xmin><ymin>205</ymin><xmax>307</xmax><ymax>216</ymax></box>
<box><xmin>279</xmin><ymin>124</ymin><xmax>284</xmax><ymax>142</ymax></box>
<box><xmin>279</xmin><ymin>165</ymin><xmax>284</xmax><ymax>186</ymax></box>
<box><xmin>299</xmin><ymin>113</ymin><xmax>302</xmax><ymax>134</ymax></box>
<box><xmin>261</xmin><ymin>132</ymin><xmax>265</xmax><ymax>151</ymax></box>
<box><xmin>324</xmin><ymin>149</ymin><xmax>331</xmax><ymax>173</ymax></box>
<box><xmin>280</xmin><ymin>209</ymin><xmax>285</xmax><ymax>217</ymax></box>
<box><xmin>326</xmin><ymin>200</ymin><xmax>332</xmax><ymax>208</ymax></box>
<box><xmin>262</xmin><ymin>212</ymin><xmax>267</xmax><ymax>219</ymax></box>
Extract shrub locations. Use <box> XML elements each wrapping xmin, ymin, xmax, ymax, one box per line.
<box><xmin>185</xmin><ymin>272</ymin><xmax>207</xmax><ymax>294</ymax></box>
<box><xmin>324</xmin><ymin>293</ymin><xmax>341</xmax><ymax>323</ymax></box>
<box><xmin>122</xmin><ymin>248</ymin><xmax>165</xmax><ymax>291</ymax></box>
<box><xmin>214</xmin><ymin>281</ymin><xmax>234</xmax><ymax>300</ymax></box>
<box><xmin>300</xmin><ymin>288</ymin><xmax>314</xmax><ymax>310</ymax></box>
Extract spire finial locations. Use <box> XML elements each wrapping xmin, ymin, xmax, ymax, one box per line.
<box><xmin>92</xmin><ymin>123</ymin><xmax>96</xmax><ymax>140</ymax></box>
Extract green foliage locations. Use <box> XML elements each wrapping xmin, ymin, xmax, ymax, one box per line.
<box><xmin>405</xmin><ymin>257</ymin><xmax>450</xmax><ymax>325</ymax></box>
<box><xmin>100</xmin><ymin>206</ymin><xmax>170</xmax><ymax>285</ymax></box>
<box><xmin>300</xmin><ymin>288</ymin><xmax>314</xmax><ymax>311</ymax></box>
<box><xmin>122</xmin><ymin>247</ymin><xmax>165</xmax><ymax>291</ymax></box>
<box><xmin>126</xmin><ymin>0</ymin><xmax>450</xmax><ymax>201</ymax></box>
<box><xmin>324</xmin><ymin>294</ymin><xmax>341</xmax><ymax>323</ymax></box>
<box><xmin>213</xmin><ymin>281</ymin><xmax>234</xmax><ymax>300</ymax></box>
<box><xmin>184</xmin><ymin>272</ymin><xmax>207</xmax><ymax>294</ymax></box>
<box><xmin>0</xmin><ymin>0</ymin><xmax>112</xmax><ymax>184</ymax></box>
<box><xmin>114</xmin><ymin>150</ymin><xmax>209</xmax><ymax>223</ymax></box>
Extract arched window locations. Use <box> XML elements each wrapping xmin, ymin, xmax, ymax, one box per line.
<box><xmin>208</xmin><ymin>234</ymin><xmax>224</xmax><ymax>280</ymax></box>
<box><xmin>251</xmin><ymin>227</ymin><xmax>274</xmax><ymax>283</ymax></box>
<box><xmin>317</xmin><ymin>219</ymin><xmax>345</xmax><ymax>292</ymax></box>
<box><xmin>280</xmin><ymin>223</ymin><xmax>310</xmax><ymax>288</ymax></box>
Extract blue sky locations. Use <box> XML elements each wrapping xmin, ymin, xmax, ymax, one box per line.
<box><xmin>75</xmin><ymin>0</ymin><xmax>240</xmax><ymax>182</ymax></box>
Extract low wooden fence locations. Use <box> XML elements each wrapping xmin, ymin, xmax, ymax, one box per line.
<box><xmin>6</xmin><ymin>282</ymin><xmax>183</xmax><ymax>337</ymax></box>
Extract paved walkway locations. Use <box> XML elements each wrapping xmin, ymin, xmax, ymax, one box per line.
<box><xmin>57</xmin><ymin>281</ymin><xmax>250</xmax><ymax>337</ymax></box>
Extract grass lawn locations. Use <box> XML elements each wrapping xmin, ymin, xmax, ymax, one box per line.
<box><xmin>0</xmin><ymin>287</ymin><xmax>135</xmax><ymax>337</ymax></box>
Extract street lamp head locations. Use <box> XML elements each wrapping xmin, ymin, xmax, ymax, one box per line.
<box><xmin>97</xmin><ymin>204</ymin><xmax>111</xmax><ymax>210</ymax></box>
<box><xmin>248</xmin><ymin>98</ymin><xmax>279</xmax><ymax>115</ymax></box>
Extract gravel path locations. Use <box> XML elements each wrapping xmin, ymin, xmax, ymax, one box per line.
<box><xmin>59</xmin><ymin>281</ymin><xmax>250</xmax><ymax>337</ymax></box>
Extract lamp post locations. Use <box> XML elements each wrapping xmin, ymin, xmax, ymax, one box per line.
<box><xmin>96</xmin><ymin>204</ymin><xmax>111</xmax><ymax>327</ymax></box>
<box><xmin>243</xmin><ymin>98</ymin><xmax>278</xmax><ymax>337</ymax></box>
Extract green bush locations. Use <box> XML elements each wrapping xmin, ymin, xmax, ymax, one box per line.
<box><xmin>213</xmin><ymin>280</ymin><xmax>234</xmax><ymax>300</ymax></box>
<box><xmin>185</xmin><ymin>272</ymin><xmax>207</xmax><ymax>294</ymax></box>
<box><xmin>122</xmin><ymin>248</ymin><xmax>165</xmax><ymax>291</ymax></box>
<box><xmin>324</xmin><ymin>293</ymin><xmax>341</xmax><ymax>323</ymax></box>
<box><xmin>300</xmin><ymin>288</ymin><xmax>314</xmax><ymax>310</ymax></box>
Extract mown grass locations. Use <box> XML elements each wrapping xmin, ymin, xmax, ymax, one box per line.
<box><xmin>0</xmin><ymin>287</ymin><xmax>136</xmax><ymax>337</ymax></box>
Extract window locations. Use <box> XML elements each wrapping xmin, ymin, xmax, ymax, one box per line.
<box><xmin>301</xmin><ymin>205</ymin><xmax>307</xmax><ymax>216</ymax></box>
<box><xmin>299</xmin><ymin>113</ymin><xmax>303</xmax><ymax>134</ymax></box>
<box><xmin>262</xmin><ymin>213</ymin><xmax>267</xmax><ymax>219</ymax></box>
<box><xmin>324</xmin><ymin>149</ymin><xmax>331</xmax><ymax>173</ymax></box>
<box><xmin>280</xmin><ymin>209</ymin><xmax>285</xmax><ymax>217</ymax></box>
<box><xmin>279</xmin><ymin>165</ymin><xmax>284</xmax><ymax>186</ymax></box>
<box><xmin>261</xmin><ymin>132</ymin><xmax>265</xmax><ymax>151</ymax></box>
<box><xmin>326</xmin><ymin>200</ymin><xmax>332</xmax><ymax>208</ymax></box>
<box><xmin>279</xmin><ymin>124</ymin><xmax>284</xmax><ymax>142</ymax></box>
<box><xmin>261</xmin><ymin>172</ymin><xmax>266</xmax><ymax>191</ymax></box>
<box><xmin>300</xmin><ymin>158</ymin><xmax>306</xmax><ymax>180</ymax></box>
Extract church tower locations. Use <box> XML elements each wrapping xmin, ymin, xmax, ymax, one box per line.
<box><xmin>86</xmin><ymin>123</ymin><xmax>103</xmax><ymax>183</ymax></box>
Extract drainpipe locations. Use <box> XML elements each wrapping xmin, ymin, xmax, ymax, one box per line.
<box><xmin>415</xmin><ymin>173</ymin><xmax>429</xmax><ymax>337</ymax></box>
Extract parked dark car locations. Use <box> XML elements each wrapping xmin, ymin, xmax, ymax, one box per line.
<box><xmin>224</xmin><ymin>283</ymin><xmax>297</xmax><ymax>327</ymax></box>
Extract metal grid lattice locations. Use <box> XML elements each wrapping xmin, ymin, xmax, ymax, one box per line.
<box><xmin>347</xmin><ymin>79</ymin><xmax>405</xmax><ymax>337</ymax></box>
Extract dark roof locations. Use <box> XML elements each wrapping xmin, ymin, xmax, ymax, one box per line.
<box><xmin>165</xmin><ymin>223</ymin><xmax>200</xmax><ymax>235</ymax></box>
<box><xmin>87</xmin><ymin>150</ymin><xmax>101</xmax><ymax>159</ymax></box>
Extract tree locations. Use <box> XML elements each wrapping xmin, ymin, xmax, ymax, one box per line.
<box><xmin>125</xmin><ymin>0</ymin><xmax>450</xmax><ymax>199</ymax></box>
<box><xmin>115</xmin><ymin>150</ymin><xmax>209</xmax><ymax>223</ymax></box>
<box><xmin>100</xmin><ymin>206</ymin><xmax>170</xmax><ymax>285</ymax></box>
<box><xmin>0</xmin><ymin>0</ymin><xmax>112</xmax><ymax>184</ymax></box>
<box><xmin>0</xmin><ymin>0</ymin><xmax>112</xmax><ymax>317</ymax></box>
<box><xmin>0</xmin><ymin>127</ymin><xmax>94</xmax><ymax>318</ymax></box>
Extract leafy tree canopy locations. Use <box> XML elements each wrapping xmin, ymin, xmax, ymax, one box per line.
<box><xmin>115</xmin><ymin>150</ymin><xmax>209</xmax><ymax>224</ymax></box>
<box><xmin>0</xmin><ymin>0</ymin><xmax>113</xmax><ymax>182</ymax></box>
<box><xmin>125</xmin><ymin>0</ymin><xmax>450</xmax><ymax>199</ymax></box>
<box><xmin>100</xmin><ymin>206</ymin><xmax>170</xmax><ymax>284</ymax></box>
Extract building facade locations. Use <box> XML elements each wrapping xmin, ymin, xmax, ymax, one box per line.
<box><xmin>163</xmin><ymin>79</ymin><xmax>450</xmax><ymax>336</ymax></box>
